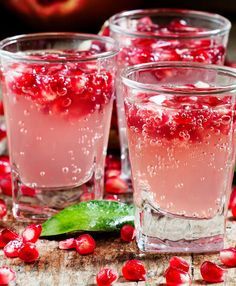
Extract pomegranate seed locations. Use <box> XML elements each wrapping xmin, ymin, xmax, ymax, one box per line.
<box><xmin>232</xmin><ymin>203</ymin><xmax>236</xmax><ymax>218</ymax></box>
<box><xmin>79</xmin><ymin>192</ymin><xmax>95</xmax><ymax>202</ymax></box>
<box><xmin>0</xmin><ymin>228</ymin><xmax>19</xmax><ymax>248</ymax></box>
<box><xmin>122</xmin><ymin>260</ymin><xmax>146</xmax><ymax>281</ymax></box>
<box><xmin>75</xmin><ymin>234</ymin><xmax>96</xmax><ymax>255</ymax></box>
<box><xmin>0</xmin><ymin>174</ymin><xmax>12</xmax><ymax>196</ymax></box>
<box><xmin>22</xmin><ymin>224</ymin><xmax>42</xmax><ymax>243</ymax></box>
<box><xmin>165</xmin><ymin>266</ymin><xmax>191</xmax><ymax>285</ymax></box>
<box><xmin>0</xmin><ymin>266</ymin><xmax>16</xmax><ymax>284</ymax></box>
<box><xmin>96</xmin><ymin>268</ymin><xmax>118</xmax><ymax>286</ymax></box>
<box><xmin>105</xmin><ymin>155</ymin><xmax>121</xmax><ymax>170</ymax></box>
<box><xmin>4</xmin><ymin>239</ymin><xmax>23</xmax><ymax>258</ymax></box>
<box><xmin>220</xmin><ymin>247</ymin><xmax>236</xmax><ymax>267</ymax></box>
<box><xmin>104</xmin><ymin>194</ymin><xmax>118</xmax><ymax>201</ymax></box>
<box><xmin>21</xmin><ymin>186</ymin><xmax>37</xmax><ymax>197</ymax></box>
<box><xmin>105</xmin><ymin>169</ymin><xmax>120</xmax><ymax>179</ymax></box>
<box><xmin>200</xmin><ymin>261</ymin><xmax>226</xmax><ymax>283</ymax></box>
<box><xmin>0</xmin><ymin>156</ymin><xmax>11</xmax><ymax>178</ymax></box>
<box><xmin>105</xmin><ymin>177</ymin><xmax>128</xmax><ymax>194</ymax></box>
<box><xmin>0</xmin><ymin>100</ymin><xmax>4</xmax><ymax>116</ymax></box>
<box><xmin>169</xmin><ymin>256</ymin><xmax>190</xmax><ymax>272</ymax></box>
<box><xmin>18</xmin><ymin>242</ymin><xmax>39</xmax><ymax>263</ymax></box>
<box><xmin>229</xmin><ymin>187</ymin><xmax>236</xmax><ymax>209</ymax></box>
<box><xmin>0</xmin><ymin>198</ymin><xmax>7</xmax><ymax>219</ymax></box>
<box><xmin>120</xmin><ymin>225</ymin><xmax>135</xmax><ymax>242</ymax></box>
<box><xmin>58</xmin><ymin>238</ymin><xmax>75</xmax><ymax>250</ymax></box>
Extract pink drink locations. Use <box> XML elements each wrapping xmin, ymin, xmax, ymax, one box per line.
<box><xmin>0</xmin><ymin>33</ymin><xmax>117</xmax><ymax>220</ymax></box>
<box><xmin>109</xmin><ymin>10</ymin><xmax>231</xmax><ymax>180</ymax></box>
<box><xmin>3</xmin><ymin>56</ymin><xmax>114</xmax><ymax>188</ymax></box>
<box><xmin>126</xmin><ymin>93</ymin><xmax>233</xmax><ymax>218</ymax></box>
<box><xmin>122</xmin><ymin>62</ymin><xmax>236</xmax><ymax>252</ymax></box>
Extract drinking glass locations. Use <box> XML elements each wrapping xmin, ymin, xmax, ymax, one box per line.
<box><xmin>109</xmin><ymin>9</ymin><xmax>231</xmax><ymax>183</ymax></box>
<box><xmin>0</xmin><ymin>33</ymin><xmax>118</xmax><ymax>221</ymax></box>
<box><xmin>122</xmin><ymin>62</ymin><xmax>236</xmax><ymax>253</ymax></box>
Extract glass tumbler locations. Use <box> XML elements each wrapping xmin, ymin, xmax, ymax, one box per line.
<box><xmin>109</xmin><ymin>8</ymin><xmax>231</xmax><ymax>184</ymax></box>
<box><xmin>122</xmin><ymin>62</ymin><xmax>236</xmax><ymax>253</ymax></box>
<box><xmin>0</xmin><ymin>33</ymin><xmax>118</xmax><ymax>221</ymax></box>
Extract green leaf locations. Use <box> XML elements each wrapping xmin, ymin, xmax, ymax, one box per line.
<box><xmin>41</xmin><ymin>200</ymin><xmax>134</xmax><ymax>236</ymax></box>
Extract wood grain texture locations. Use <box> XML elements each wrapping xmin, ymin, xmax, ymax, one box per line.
<box><xmin>0</xmin><ymin>210</ymin><xmax>236</xmax><ymax>286</ymax></box>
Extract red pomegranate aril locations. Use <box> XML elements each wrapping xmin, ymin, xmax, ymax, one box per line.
<box><xmin>0</xmin><ymin>198</ymin><xmax>7</xmax><ymax>219</ymax></box>
<box><xmin>120</xmin><ymin>225</ymin><xmax>135</xmax><ymax>242</ymax></box>
<box><xmin>104</xmin><ymin>194</ymin><xmax>118</xmax><ymax>201</ymax></box>
<box><xmin>229</xmin><ymin>187</ymin><xmax>236</xmax><ymax>209</ymax></box>
<box><xmin>96</xmin><ymin>268</ymin><xmax>118</xmax><ymax>286</ymax></box>
<box><xmin>0</xmin><ymin>156</ymin><xmax>10</xmax><ymax>176</ymax></box>
<box><xmin>232</xmin><ymin>203</ymin><xmax>236</xmax><ymax>218</ymax></box>
<box><xmin>122</xmin><ymin>260</ymin><xmax>146</xmax><ymax>281</ymax></box>
<box><xmin>200</xmin><ymin>261</ymin><xmax>226</xmax><ymax>283</ymax></box>
<box><xmin>75</xmin><ymin>234</ymin><xmax>96</xmax><ymax>255</ymax></box>
<box><xmin>105</xmin><ymin>155</ymin><xmax>121</xmax><ymax>170</ymax></box>
<box><xmin>105</xmin><ymin>177</ymin><xmax>128</xmax><ymax>194</ymax></box>
<box><xmin>59</xmin><ymin>238</ymin><xmax>75</xmax><ymax>250</ymax></box>
<box><xmin>105</xmin><ymin>169</ymin><xmax>120</xmax><ymax>179</ymax></box>
<box><xmin>0</xmin><ymin>174</ymin><xmax>12</xmax><ymax>196</ymax></box>
<box><xmin>220</xmin><ymin>247</ymin><xmax>236</xmax><ymax>267</ymax></box>
<box><xmin>0</xmin><ymin>266</ymin><xmax>16</xmax><ymax>284</ymax></box>
<box><xmin>3</xmin><ymin>239</ymin><xmax>23</xmax><ymax>258</ymax></box>
<box><xmin>165</xmin><ymin>266</ymin><xmax>191</xmax><ymax>285</ymax></box>
<box><xmin>169</xmin><ymin>256</ymin><xmax>190</xmax><ymax>272</ymax></box>
<box><xmin>21</xmin><ymin>186</ymin><xmax>37</xmax><ymax>197</ymax></box>
<box><xmin>22</xmin><ymin>224</ymin><xmax>42</xmax><ymax>243</ymax></box>
<box><xmin>0</xmin><ymin>228</ymin><xmax>19</xmax><ymax>248</ymax></box>
<box><xmin>0</xmin><ymin>100</ymin><xmax>4</xmax><ymax>116</ymax></box>
<box><xmin>18</xmin><ymin>242</ymin><xmax>39</xmax><ymax>263</ymax></box>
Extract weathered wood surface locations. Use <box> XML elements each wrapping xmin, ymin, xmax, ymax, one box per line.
<box><xmin>0</xmin><ymin>204</ymin><xmax>236</xmax><ymax>286</ymax></box>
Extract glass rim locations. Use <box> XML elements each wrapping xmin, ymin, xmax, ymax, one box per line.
<box><xmin>109</xmin><ymin>8</ymin><xmax>231</xmax><ymax>39</ymax></box>
<box><xmin>121</xmin><ymin>62</ymin><xmax>236</xmax><ymax>95</ymax></box>
<box><xmin>0</xmin><ymin>32</ymin><xmax>119</xmax><ymax>63</ymax></box>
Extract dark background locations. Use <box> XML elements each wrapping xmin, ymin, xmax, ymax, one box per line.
<box><xmin>0</xmin><ymin>1</ymin><xmax>236</xmax><ymax>36</ymax></box>
<box><xmin>0</xmin><ymin>0</ymin><xmax>235</xmax><ymax>59</ymax></box>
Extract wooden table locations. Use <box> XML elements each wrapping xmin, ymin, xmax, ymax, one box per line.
<box><xmin>0</xmin><ymin>196</ymin><xmax>236</xmax><ymax>286</ymax></box>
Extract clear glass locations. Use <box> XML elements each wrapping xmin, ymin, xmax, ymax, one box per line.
<box><xmin>0</xmin><ymin>33</ymin><xmax>118</xmax><ymax>221</ymax></box>
<box><xmin>109</xmin><ymin>8</ymin><xmax>231</xmax><ymax>185</ymax></box>
<box><xmin>122</xmin><ymin>62</ymin><xmax>236</xmax><ymax>253</ymax></box>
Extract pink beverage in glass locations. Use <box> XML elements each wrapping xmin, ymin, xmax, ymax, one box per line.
<box><xmin>109</xmin><ymin>9</ymin><xmax>231</xmax><ymax>182</ymax></box>
<box><xmin>0</xmin><ymin>33</ymin><xmax>118</xmax><ymax>220</ymax></box>
<box><xmin>122</xmin><ymin>62</ymin><xmax>236</xmax><ymax>253</ymax></box>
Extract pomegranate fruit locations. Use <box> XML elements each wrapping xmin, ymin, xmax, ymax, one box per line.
<box><xmin>0</xmin><ymin>228</ymin><xmax>19</xmax><ymax>248</ymax></box>
<box><xmin>75</xmin><ymin>234</ymin><xmax>96</xmax><ymax>255</ymax></box>
<box><xmin>0</xmin><ymin>198</ymin><xmax>7</xmax><ymax>219</ymax></box>
<box><xmin>169</xmin><ymin>256</ymin><xmax>190</xmax><ymax>272</ymax></box>
<box><xmin>18</xmin><ymin>242</ymin><xmax>39</xmax><ymax>263</ymax></box>
<box><xmin>105</xmin><ymin>177</ymin><xmax>128</xmax><ymax>194</ymax></box>
<box><xmin>122</xmin><ymin>260</ymin><xmax>146</xmax><ymax>281</ymax></box>
<box><xmin>220</xmin><ymin>247</ymin><xmax>236</xmax><ymax>267</ymax></box>
<box><xmin>0</xmin><ymin>266</ymin><xmax>16</xmax><ymax>285</ymax></box>
<box><xmin>200</xmin><ymin>261</ymin><xmax>226</xmax><ymax>283</ymax></box>
<box><xmin>165</xmin><ymin>266</ymin><xmax>191</xmax><ymax>285</ymax></box>
<box><xmin>3</xmin><ymin>239</ymin><xmax>23</xmax><ymax>258</ymax></box>
<box><xmin>120</xmin><ymin>224</ymin><xmax>135</xmax><ymax>242</ymax></box>
<box><xmin>22</xmin><ymin>224</ymin><xmax>42</xmax><ymax>243</ymax></box>
<box><xmin>96</xmin><ymin>268</ymin><xmax>118</xmax><ymax>286</ymax></box>
<box><xmin>59</xmin><ymin>238</ymin><xmax>75</xmax><ymax>250</ymax></box>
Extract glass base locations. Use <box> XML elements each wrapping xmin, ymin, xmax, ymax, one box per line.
<box><xmin>136</xmin><ymin>203</ymin><xmax>225</xmax><ymax>253</ymax></box>
<box><xmin>12</xmin><ymin>173</ymin><xmax>103</xmax><ymax>222</ymax></box>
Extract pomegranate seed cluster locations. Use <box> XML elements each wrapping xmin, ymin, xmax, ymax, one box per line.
<box><xmin>118</xmin><ymin>17</ymin><xmax>225</xmax><ymax>66</ymax></box>
<box><xmin>0</xmin><ymin>224</ymin><xmax>41</xmax><ymax>263</ymax></box>
<box><xmin>125</xmin><ymin>90</ymin><xmax>233</xmax><ymax>143</ymax></box>
<box><xmin>4</xmin><ymin>51</ymin><xmax>114</xmax><ymax>119</ymax></box>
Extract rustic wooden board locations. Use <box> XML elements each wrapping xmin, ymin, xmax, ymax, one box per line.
<box><xmin>0</xmin><ymin>204</ymin><xmax>236</xmax><ymax>286</ymax></box>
